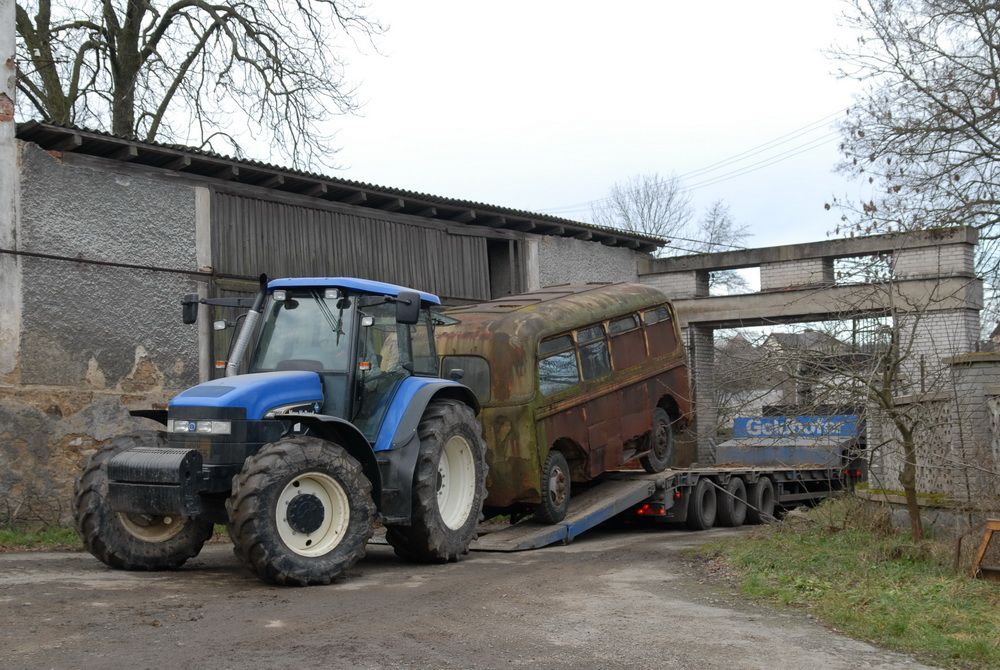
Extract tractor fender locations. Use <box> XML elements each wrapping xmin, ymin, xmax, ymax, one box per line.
<box><xmin>373</xmin><ymin>379</ymin><xmax>479</xmax><ymax>525</ymax></box>
<box><xmin>279</xmin><ymin>413</ymin><xmax>382</xmax><ymax>510</ymax></box>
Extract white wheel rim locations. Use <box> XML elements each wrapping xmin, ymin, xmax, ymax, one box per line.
<box><xmin>276</xmin><ymin>472</ymin><xmax>351</xmax><ymax>557</ymax></box>
<box><xmin>437</xmin><ymin>435</ymin><xmax>477</xmax><ymax>530</ymax></box>
<box><xmin>117</xmin><ymin>513</ymin><xmax>185</xmax><ymax>543</ymax></box>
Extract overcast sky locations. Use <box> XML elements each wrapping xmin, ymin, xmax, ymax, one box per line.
<box><xmin>331</xmin><ymin>1</ymin><xmax>866</xmax><ymax>251</ymax></box>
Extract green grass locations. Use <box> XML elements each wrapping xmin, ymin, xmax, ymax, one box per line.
<box><xmin>0</xmin><ymin>525</ymin><xmax>82</xmax><ymax>552</ymax></box>
<box><xmin>700</xmin><ymin>498</ymin><xmax>1000</xmax><ymax>669</ymax></box>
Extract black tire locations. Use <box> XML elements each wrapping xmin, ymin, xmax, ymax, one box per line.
<box><xmin>639</xmin><ymin>408</ymin><xmax>674</xmax><ymax>474</ymax></box>
<box><xmin>533</xmin><ymin>449</ymin><xmax>571</xmax><ymax>524</ymax></box>
<box><xmin>685</xmin><ymin>478</ymin><xmax>717</xmax><ymax>530</ymax></box>
<box><xmin>717</xmin><ymin>477</ymin><xmax>748</xmax><ymax>527</ymax></box>
<box><xmin>74</xmin><ymin>432</ymin><xmax>213</xmax><ymax>571</ymax></box>
<box><xmin>386</xmin><ymin>400</ymin><xmax>488</xmax><ymax>563</ymax></box>
<box><xmin>746</xmin><ymin>476</ymin><xmax>776</xmax><ymax>525</ymax></box>
<box><xmin>227</xmin><ymin>436</ymin><xmax>375</xmax><ymax>586</ymax></box>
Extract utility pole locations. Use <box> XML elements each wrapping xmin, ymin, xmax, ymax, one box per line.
<box><xmin>0</xmin><ymin>0</ymin><xmax>19</xmax><ymax>378</ymax></box>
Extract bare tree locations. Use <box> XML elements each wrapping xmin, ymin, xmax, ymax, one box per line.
<box><xmin>14</xmin><ymin>0</ymin><xmax>383</xmax><ymax>167</ymax></box>
<box><xmin>590</xmin><ymin>173</ymin><xmax>693</xmax><ymax>243</ymax></box>
<box><xmin>829</xmin><ymin>0</ymin><xmax>1000</xmax><ymax>319</ymax></box>
<box><xmin>691</xmin><ymin>200</ymin><xmax>751</xmax><ymax>292</ymax></box>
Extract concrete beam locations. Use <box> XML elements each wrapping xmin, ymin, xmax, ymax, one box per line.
<box><xmin>640</xmin><ymin>227</ymin><xmax>979</xmax><ymax>274</ymax></box>
<box><xmin>668</xmin><ymin>276</ymin><xmax>983</xmax><ymax>328</ymax></box>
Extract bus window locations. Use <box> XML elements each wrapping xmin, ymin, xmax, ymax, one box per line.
<box><xmin>643</xmin><ymin>305</ymin><xmax>678</xmax><ymax>357</ymax></box>
<box><xmin>577</xmin><ymin>325</ymin><xmax>611</xmax><ymax>380</ymax></box>
<box><xmin>609</xmin><ymin>314</ymin><xmax>646</xmax><ymax>370</ymax></box>
<box><xmin>441</xmin><ymin>355</ymin><xmax>491</xmax><ymax>402</ymax></box>
<box><xmin>539</xmin><ymin>335</ymin><xmax>579</xmax><ymax>396</ymax></box>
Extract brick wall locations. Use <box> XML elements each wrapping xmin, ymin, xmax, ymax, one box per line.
<box><xmin>639</xmin><ymin>270</ymin><xmax>708</xmax><ymax>299</ymax></box>
<box><xmin>893</xmin><ymin>243</ymin><xmax>975</xmax><ymax>279</ymax></box>
<box><xmin>760</xmin><ymin>258</ymin><xmax>833</xmax><ymax>291</ymax></box>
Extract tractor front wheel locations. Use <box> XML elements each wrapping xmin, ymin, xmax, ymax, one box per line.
<box><xmin>74</xmin><ymin>432</ymin><xmax>213</xmax><ymax>571</ymax></box>
<box><xmin>227</xmin><ymin>436</ymin><xmax>375</xmax><ymax>586</ymax></box>
<box><xmin>386</xmin><ymin>399</ymin><xmax>487</xmax><ymax>563</ymax></box>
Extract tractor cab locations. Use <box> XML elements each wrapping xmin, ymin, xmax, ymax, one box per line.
<box><xmin>221</xmin><ymin>278</ymin><xmax>442</xmax><ymax>441</ymax></box>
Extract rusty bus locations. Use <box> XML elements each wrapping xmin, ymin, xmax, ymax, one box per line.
<box><xmin>434</xmin><ymin>282</ymin><xmax>692</xmax><ymax>523</ymax></box>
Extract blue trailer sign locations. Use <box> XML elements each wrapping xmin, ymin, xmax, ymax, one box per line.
<box><xmin>732</xmin><ymin>415</ymin><xmax>860</xmax><ymax>439</ymax></box>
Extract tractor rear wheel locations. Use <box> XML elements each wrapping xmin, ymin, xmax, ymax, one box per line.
<box><xmin>386</xmin><ymin>400</ymin><xmax>487</xmax><ymax>563</ymax></box>
<box><xmin>74</xmin><ymin>432</ymin><xmax>213</xmax><ymax>570</ymax></box>
<box><xmin>227</xmin><ymin>436</ymin><xmax>375</xmax><ymax>586</ymax></box>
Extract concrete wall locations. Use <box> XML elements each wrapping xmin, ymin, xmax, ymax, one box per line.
<box><xmin>0</xmin><ymin>143</ymin><xmax>203</xmax><ymax>522</ymax></box>
<box><xmin>530</xmin><ymin>234</ymin><xmax>640</xmax><ymax>288</ymax></box>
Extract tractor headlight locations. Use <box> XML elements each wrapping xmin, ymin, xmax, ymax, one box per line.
<box><xmin>168</xmin><ymin>419</ymin><xmax>231</xmax><ymax>435</ymax></box>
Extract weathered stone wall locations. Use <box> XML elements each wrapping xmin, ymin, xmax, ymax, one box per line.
<box><xmin>531</xmin><ymin>234</ymin><xmax>641</xmax><ymax>288</ymax></box>
<box><xmin>0</xmin><ymin>143</ymin><xmax>202</xmax><ymax>522</ymax></box>
<box><xmin>870</xmin><ymin>355</ymin><xmax>1000</xmax><ymax>503</ymax></box>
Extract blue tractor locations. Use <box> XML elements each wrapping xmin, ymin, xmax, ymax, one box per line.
<box><xmin>73</xmin><ymin>276</ymin><xmax>488</xmax><ymax>585</ymax></box>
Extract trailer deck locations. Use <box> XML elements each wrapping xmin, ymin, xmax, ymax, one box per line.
<box><xmin>467</xmin><ymin>465</ymin><xmax>851</xmax><ymax>552</ymax></box>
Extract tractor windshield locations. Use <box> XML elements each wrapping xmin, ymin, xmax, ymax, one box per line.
<box><xmin>250</xmin><ymin>290</ymin><xmax>355</xmax><ymax>373</ymax></box>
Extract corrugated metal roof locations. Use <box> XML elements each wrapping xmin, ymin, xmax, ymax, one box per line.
<box><xmin>15</xmin><ymin>120</ymin><xmax>664</xmax><ymax>252</ymax></box>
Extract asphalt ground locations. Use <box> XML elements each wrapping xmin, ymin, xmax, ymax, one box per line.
<box><xmin>0</xmin><ymin>525</ymin><xmax>933</xmax><ymax>670</ymax></box>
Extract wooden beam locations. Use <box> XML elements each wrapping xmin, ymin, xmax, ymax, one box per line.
<box><xmin>52</xmin><ymin>133</ymin><xmax>82</xmax><ymax>151</ymax></box>
<box><xmin>340</xmin><ymin>191</ymin><xmax>367</xmax><ymax>205</ymax></box>
<box><xmin>539</xmin><ymin>224</ymin><xmax>565</xmax><ymax>235</ymax></box>
<box><xmin>113</xmin><ymin>145</ymin><xmax>138</xmax><ymax>161</ymax></box>
<box><xmin>601</xmin><ymin>237</ymin><xmax>620</xmax><ymax>247</ymax></box>
<box><xmin>304</xmin><ymin>183</ymin><xmax>328</xmax><ymax>197</ymax></box>
<box><xmin>505</xmin><ymin>219</ymin><xmax>537</xmax><ymax>232</ymax></box>
<box><xmin>214</xmin><ymin>165</ymin><xmax>239</xmax><ymax>180</ymax></box>
<box><xmin>452</xmin><ymin>210</ymin><xmax>476</xmax><ymax>223</ymax></box>
<box><xmin>379</xmin><ymin>198</ymin><xmax>405</xmax><ymax>212</ymax></box>
<box><xmin>415</xmin><ymin>206</ymin><xmax>437</xmax><ymax>218</ymax></box>
<box><xmin>163</xmin><ymin>155</ymin><xmax>192</xmax><ymax>171</ymax></box>
<box><xmin>257</xmin><ymin>174</ymin><xmax>285</xmax><ymax>188</ymax></box>
<box><xmin>574</xmin><ymin>230</ymin><xmax>593</xmax><ymax>241</ymax></box>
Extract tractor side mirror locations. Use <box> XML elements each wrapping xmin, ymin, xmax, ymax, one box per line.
<box><xmin>395</xmin><ymin>291</ymin><xmax>421</xmax><ymax>325</ymax></box>
<box><xmin>181</xmin><ymin>293</ymin><xmax>200</xmax><ymax>324</ymax></box>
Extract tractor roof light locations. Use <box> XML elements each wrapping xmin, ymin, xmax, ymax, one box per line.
<box><xmin>272</xmin><ymin>290</ymin><xmax>287</xmax><ymax>301</ymax></box>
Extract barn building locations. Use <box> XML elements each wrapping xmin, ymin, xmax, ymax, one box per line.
<box><xmin>0</xmin><ymin>121</ymin><xmax>661</xmax><ymax>518</ymax></box>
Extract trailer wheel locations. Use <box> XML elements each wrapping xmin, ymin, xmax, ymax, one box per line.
<box><xmin>386</xmin><ymin>400</ymin><xmax>487</xmax><ymax>563</ymax></box>
<box><xmin>227</xmin><ymin>436</ymin><xmax>375</xmax><ymax>585</ymax></box>
<box><xmin>533</xmin><ymin>449</ymin><xmax>571</xmax><ymax>524</ymax></box>
<box><xmin>746</xmin><ymin>476</ymin><xmax>776</xmax><ymax>525</ymax></box>
<box><xmin>74</xmin><ymin>432</ymin><xmax>213</xmax><ymax>571</ymax></box>
<box><xmin>685</xmin><ymin>478</ymin><xmax>717</xmax><ymax>530</ymax></box>
<box><xmin>717</xmin><ymin>477</ymin><xmax>748</xmax><ymax>527</ymax></box>
<box><xmin>639</xmin><ymin>408</ymin><xmax>674</xmax><ymax>474</ymax></box>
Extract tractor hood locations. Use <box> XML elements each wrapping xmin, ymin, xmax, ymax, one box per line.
<box><xmin>169</xmin><ymin>371</ymin><xmax>324</xmax><ymax>420</ymax></box>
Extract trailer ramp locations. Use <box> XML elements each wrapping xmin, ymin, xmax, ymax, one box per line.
<box><xmin>471</xmin><ymin>475</ymin><xmax>659</xmax><ymax>552</ymax></box>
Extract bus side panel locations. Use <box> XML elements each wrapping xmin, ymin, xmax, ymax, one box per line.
<box><xmin>480</xmin><ymin>404</ymin><xmax>543</xmax><ymax>508</ymax></box>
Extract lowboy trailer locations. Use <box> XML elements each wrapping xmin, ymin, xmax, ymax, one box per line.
<box><xmin>468</xmin><ymin>464</ymin><xmax>858</xmax><ymax>552</ymax></box>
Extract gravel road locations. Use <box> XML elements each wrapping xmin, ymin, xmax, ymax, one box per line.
<box><xmin>0</xmin><ymin>525</ymin><xmax>933</xmax><ymax>669</ymax></box>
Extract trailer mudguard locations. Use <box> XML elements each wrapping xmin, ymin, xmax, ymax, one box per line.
<box><xmin>374</xmin><ymin>378</ymin><xmax>479</xmax><ymax>525</ymax></box>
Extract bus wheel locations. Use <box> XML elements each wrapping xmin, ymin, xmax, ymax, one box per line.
<box><xmin>640</xmin><ymin>408</ymin><xmax>674</xmax><ymax>473</ymax></box>
<box><xmin>685</xmin><ymin>478</ymin><xmax>717</xmax><ymax>530</ymax></box>
<box><xmin>717</xmin><ymin>477</ymin><xmax>748</xmax><ymax>527</ymax></box>
<box><xmin>746</xmin><ymin>476</ymin><xmax>776</xmax><ymax>525</ymax></box>
<box><xmin>534</xmin><ymin>450</ymin><xmax>571</xmax><ymax>524</ymax></box>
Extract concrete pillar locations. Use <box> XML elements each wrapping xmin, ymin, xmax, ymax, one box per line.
<box><xmin>0</xmin><ymin>0</ymin><xmax>21</xmax><ymax>382</ymax></box>
<box><xmin>688</xmin><ymin>324</ymin><xmax>717</xmax><ymax>464</ymax></box>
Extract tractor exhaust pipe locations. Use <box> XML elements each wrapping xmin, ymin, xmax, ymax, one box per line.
<box><xmin>226</xmin><ymin>274</ymin><xmax>268</xmax><ymax>378</ymax></box>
